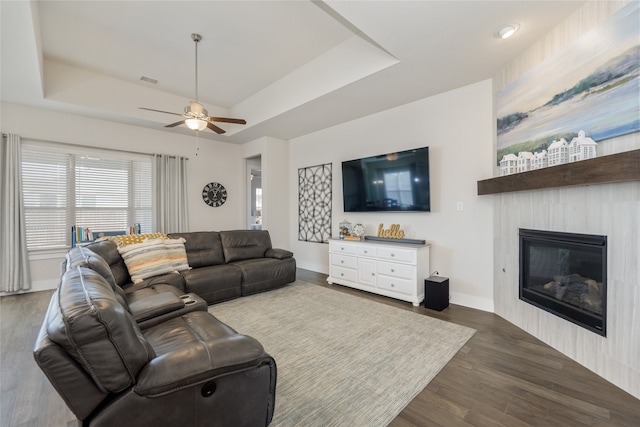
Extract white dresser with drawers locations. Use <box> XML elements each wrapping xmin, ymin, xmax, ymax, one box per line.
<box><xmin>327</xmin><ymin>238</ymin><xmax>430</xmax><ymax>306</ymax></box>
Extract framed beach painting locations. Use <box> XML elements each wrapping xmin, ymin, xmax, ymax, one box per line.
<box><xmin>496</xmin><ymin>1</ymin><xmax>639</xmax><ymax>165</ymax></box>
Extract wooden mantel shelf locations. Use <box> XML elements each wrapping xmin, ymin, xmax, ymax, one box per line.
<box><xmin>477</xmin><ymin>149</ymin><xmax>640</xmax><ymax>195</ymax></box>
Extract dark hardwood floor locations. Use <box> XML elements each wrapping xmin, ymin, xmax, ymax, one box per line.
<box><xmin>2</xmin><ymin>269</ymin><xmax>639</xmax><ymax>426</ymax></box>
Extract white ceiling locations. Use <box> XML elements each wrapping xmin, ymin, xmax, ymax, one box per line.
<box><xmin>1</xmin><ymin>0</ymin><xmax>586</xmax><ymax>144</ymax></box>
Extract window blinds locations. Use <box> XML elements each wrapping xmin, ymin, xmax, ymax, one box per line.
<box><xmin>21</xmin><ymin>141</ymin><xmax>152</xmax><ymax>251</ymax></box>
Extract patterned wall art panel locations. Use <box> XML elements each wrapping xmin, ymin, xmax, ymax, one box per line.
<box><xmin>496</xmin><ymin>0</ymin><xmax>639</xmax><ymax>164</ymax></box>
<box><xmin>298</xmin><ymin>163</ymin><xmax>332</xmax><ymax>243</ymax></box>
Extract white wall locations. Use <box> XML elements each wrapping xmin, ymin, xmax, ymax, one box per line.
<box><xmin>289</xmin><ymin>79</ymin><xmax>495</xmax><ymax>311</ymax></box>
<box><xmin>242</xmin><ymin>137</ymin><xmax>290</xmax><ymax>250</ymax></box>
<box><xmin>1</xmin><ymin>102</ymin><xmax>245</xmax><ymax>290</ymax></box>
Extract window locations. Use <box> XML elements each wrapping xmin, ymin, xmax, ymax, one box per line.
<box><xmin>384</xmin><ymin>170</ymin><xmax>413</xmax><ymax>207</ymax></box>
<box><xmin>21</xmin><ymin>141</ymin><xmax>152</xmax><ymax>251</ymax></box>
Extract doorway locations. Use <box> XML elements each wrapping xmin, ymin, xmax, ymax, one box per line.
<box><xmin>246</xmin><ymin>156</ymin><xmax>262</xmax><ymax>229</ymax></box>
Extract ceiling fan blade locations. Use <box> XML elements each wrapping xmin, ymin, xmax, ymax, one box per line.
<box><xmin>207</xmin><ymin>122</ymin><xmax>226</xmax><ymax>134</ymax></box>
<box><xmin>165</xmin><ymin>120</ymin><xmax>186</xmax><ymax>128</ymax></box>
<box><xmin>208</xmin><ymin>117</ymin><xmax>247</xmax><ymax>125</ymax></box>
<box><xmin>139</xmin><ymin>107</ymin><xmax>183</xmax><ymax>117</ymax></box>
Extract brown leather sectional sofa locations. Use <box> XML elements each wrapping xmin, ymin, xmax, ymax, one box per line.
<box><xmin>34</xmin><ymin>230</ymin><xmax>295</xmax><ymax>427</ymax></box>
<box><xmin>89</xmin><ymin>229</ymin><xmax>296</xmax><ymax>304</ymax></box>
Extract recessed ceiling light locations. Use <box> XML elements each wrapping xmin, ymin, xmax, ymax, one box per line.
<box><xmin>495</xmin><ymin>24</ymin><xmax>520</xmax><ymax>39</ymax></box>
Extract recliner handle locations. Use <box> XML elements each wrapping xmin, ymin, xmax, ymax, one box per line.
<box><xmin>201</xmin><ymin>382</ymin><xmax>216</xmax><ymax>397</ymax></box>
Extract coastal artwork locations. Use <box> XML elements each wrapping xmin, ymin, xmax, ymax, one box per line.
<box><xmin>496</xmin><ymin>1</ymin><xmax>639</xmax><ymax>165</ymax></box>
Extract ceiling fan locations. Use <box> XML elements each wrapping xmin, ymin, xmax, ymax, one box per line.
<box><xmin>140</xmin><ymin>33</ymin><xmax>246</xmax><ymax>134</ymax></box>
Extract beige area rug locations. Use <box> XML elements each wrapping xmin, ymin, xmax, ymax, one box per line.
<box><xmin>210</xmin><ymin>281</ymin><xmax>475</xmax><ymax>427</ymax></box>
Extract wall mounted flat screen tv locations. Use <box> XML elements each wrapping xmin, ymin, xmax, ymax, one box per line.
<box><xmin>342</xmin><ymin>147</ymin><xmax>430</xmax><ymax>212</ymax></box>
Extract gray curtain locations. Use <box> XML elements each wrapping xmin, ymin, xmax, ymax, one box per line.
<box><xmin>153</xmin><ymin>154</ymin><xmax>189</xmax><ymax>233</ymax></box>
<box><xmin>0</xmin><ymin>134</ymin><xmax>31</xmax><ymax>292</ymax></box>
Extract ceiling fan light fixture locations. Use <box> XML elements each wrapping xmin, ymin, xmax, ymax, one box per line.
<box><xmin>139</xmin><ymin>33</ymin><xmax>245</xmax><ymax>135</ymax></box>
<box><xmin>495</xmin><ymin>24</ymin><xmax>520</xmax><ymax>39</ymax></box>
<box><xmin>185</xmin><ymin>118</ymin><xmax>208</xmax><ymax>131</ymax></box>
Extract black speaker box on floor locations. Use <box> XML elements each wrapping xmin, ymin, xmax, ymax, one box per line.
<box><xmin>424</xmin><ymin>275</ymin><xmax>449</xmax><ymax>311</ymax></box>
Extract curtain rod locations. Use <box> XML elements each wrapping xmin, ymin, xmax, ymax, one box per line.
<box><xmin>10</xmin><ymin>135</ymin><xmax>189</xmax><ymax>160</ymax></box>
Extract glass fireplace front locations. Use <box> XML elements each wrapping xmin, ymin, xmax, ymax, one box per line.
<box><xmin>519</xmin><ymin>229</ymin><xmax>607</xmax><ymax>336</ymax></box>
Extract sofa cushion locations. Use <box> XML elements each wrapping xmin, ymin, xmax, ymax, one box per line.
<box><xmin>117</xmin><ymin>240</ymin><xmax>177</xmax><ymax>283</ymax></box>
<box><xmin>266</xmin><ymin>248</ymin><xmax>294</xmax><ymax>260</ymax></box>
<box><xmin>66</xmin><ymin>246</ymin><xmax>116</xmax><ymax>287</ymax></box>
<box><xmin>233</xmin><ymin>257</ymin><xmax>297</xmax><ymax>296</ymax></box>
<box><xmin>121</xmin><ymin>272</ymin><xmax>186</xmax><ymax>295</ymax></box>
<box><xmin>87</xmin><ymin>240</ymin><xmax>132</xmax><ymax>287</ymax></box>
<box><xmin>127</xmin><ymin>292</ymin><xmax>185</xmax><ymax>324</ymax></box>
<box><xmin>180</xmin><ymin>264</ymin><xmax>242</xmax><ymax>304</ymax></box>
<box><xmin>168</xmin><ymin>232</ymin><xmax>225</xmax><ymax>268</ymax></box>
<box><xmin>65</xmin><ymin>246</ymin><xmax>128</xmax><ymax>307</ymax></box>
<box><xmin>136</xmin><ymin>311</ymin><xmax>268</xmax><ymax>396</ymax></box>
<box><xmin>47</xmin><ymin>267</ymin><xmax>154</xmax><ymax>393</ymax></box>
<box><xmin>220</xmin><ymin>230</ymin><xmax>272</xmax><ymax>263</ymax></box>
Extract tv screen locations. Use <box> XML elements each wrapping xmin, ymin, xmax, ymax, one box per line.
<box><xmin>342</xmin><ymin>147</ymin><xmax>430</xmax><ymax>212</ymax></box>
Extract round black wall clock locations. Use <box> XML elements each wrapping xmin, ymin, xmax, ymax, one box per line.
<box><xmin>202</xmin><ymin>182</ymin><xmax>227</xmax><ymax>207</ymax></box>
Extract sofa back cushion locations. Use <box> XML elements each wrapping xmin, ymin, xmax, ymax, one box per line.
<box><xmin>47</xmin><ymin>266</ymin><xmax>154</xmax><ymax>393</ymax></box>
<box><xmin>168</xmin><ymin>232</ymin><xmax>225</xmax><ymax>268</ymax></box>
<box><xmin>65</xmin><ymin>246</ymin><xmax>128</xmax><ymax>308</ymax></box>
<box><xmin>220</xmin><ymin>230</ymin><xmax>273</xmax><ymax>263</ymax></box>
<box><xmin>87</xmin><ymin>240</ymin><xmax>132</xmax><ymax>286</ymax></box>
<box><xmin>66</xmin><ymin>246</ymin><xmax>117</xmax><ymax>287</ymax></box>
<box><xmin>34</xmin><ymin>296</ymin><xmax>109</xmax><ymax>420</ymax></box>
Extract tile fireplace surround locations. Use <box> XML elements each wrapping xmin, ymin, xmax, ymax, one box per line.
<box><xmin>491</xmin><ymin>175</ymin><xmax>639</xmax><ymax>399</ymax></box>
<box><xmin>488</xmin><ymin>0</ymin><xmax>640</xmax><ymax>400</ymax></box>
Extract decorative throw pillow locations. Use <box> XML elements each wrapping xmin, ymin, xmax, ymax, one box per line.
<box><xmin>117</xmin><ymin>239</ymin><xmax>175</xmax><ymax>283</ymax></box>
<box><xmin>105</xmin><ymin>233</ymin><xmax>169</xmax><ymax>247</ymax></box>
<box><xmin>162</xmin><ymin>237</ymin><xmax>191</xmax><ymax>272</ymax></box>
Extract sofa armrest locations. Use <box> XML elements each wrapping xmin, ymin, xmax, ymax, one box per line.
<box><xmin>134</xmin><ymin>334</ymin><xmax>269</xmax><ymax>397</ymax></box>
<box><xmin>128</xmin><ymin>292</ymin><xmax>185</xmax><ymax>323</ymax></box>
<box><xmin>265</xmin><ymin>248</ymin><xmax>293</xmax><ymax>259</ymax></box>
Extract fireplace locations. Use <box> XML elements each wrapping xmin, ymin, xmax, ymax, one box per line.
<box><xmin>519</xmin><ymin>229</ymin><xmax>607</xmax><ymax>336</ymax></box>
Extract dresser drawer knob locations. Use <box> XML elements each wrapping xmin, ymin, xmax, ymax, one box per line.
<box><xmin>391</xmin><ymin>253</ymin><xmax>395</xmax><ymax>257</ymax></box>
<box><xmin>341</xmin><ymin>273</ymin><xmax>344</xmax><ymax>276</ymax></box>
<box><xmin>391</xmin><ymin>283</ymin><xmax>395</xmax><ymax>287</ymax></box>
<box><xmin>341</xmin><ymin>260</ymin><xmax>344</xmax><ymax>264</ymax></box>
<box><xmin>364</xmin><ymin>250</ymin><xmax>368</xmax><ymax>254</ymax></box>
<box><xmin>391</xmin><ymin>269</ymin><xmax>395</xmax><ymax>272</ymax></box>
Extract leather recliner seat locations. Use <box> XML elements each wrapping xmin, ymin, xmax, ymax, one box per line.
<box><xmin>34</xmin><ymin>264</ymin><xmax>277</xmax><ymax>427</ymax></box>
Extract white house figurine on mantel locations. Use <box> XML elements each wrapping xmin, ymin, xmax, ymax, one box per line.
<box><xmin>548</xmin><ymin>138</ymin><xmax>569</xmax><ymax>166</ymax></box>
<box><xmin>499</xmin><ymin>153</ymin><xmax>518</xmax><ymax>176</ymax></box>
<box><xmin>517</xmin><ymin>151</ymin><xmax>534</xmax><ymax>173</ymax></box>
<box><xmin>531</xmin><ymin>150</ymin><xmax>548</xmax><ymax>170</ymax></box>
<box><xmin>569</xmin><ymin>130</ymin><xmax>597</xmax><ymax>162</ymax></box>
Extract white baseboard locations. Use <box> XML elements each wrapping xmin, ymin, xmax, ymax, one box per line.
<box><xmin>0</xmin><ymin>279</ymin><xmax>58</xmax><ymax>296</ymax></box>
<box><xmin>297</xmin><ymin>261</ymin><xmax>329</xmax><ymax>275</ymax></box>
<box><xmin>450</xmin><ymin>292</ymin><xmax>494</xmax><ymax>312</ymax></box>
<box><xmin>297</xmin><ymin>265</ymin><xmax>495</xmax><ymax>312</ymax></box>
